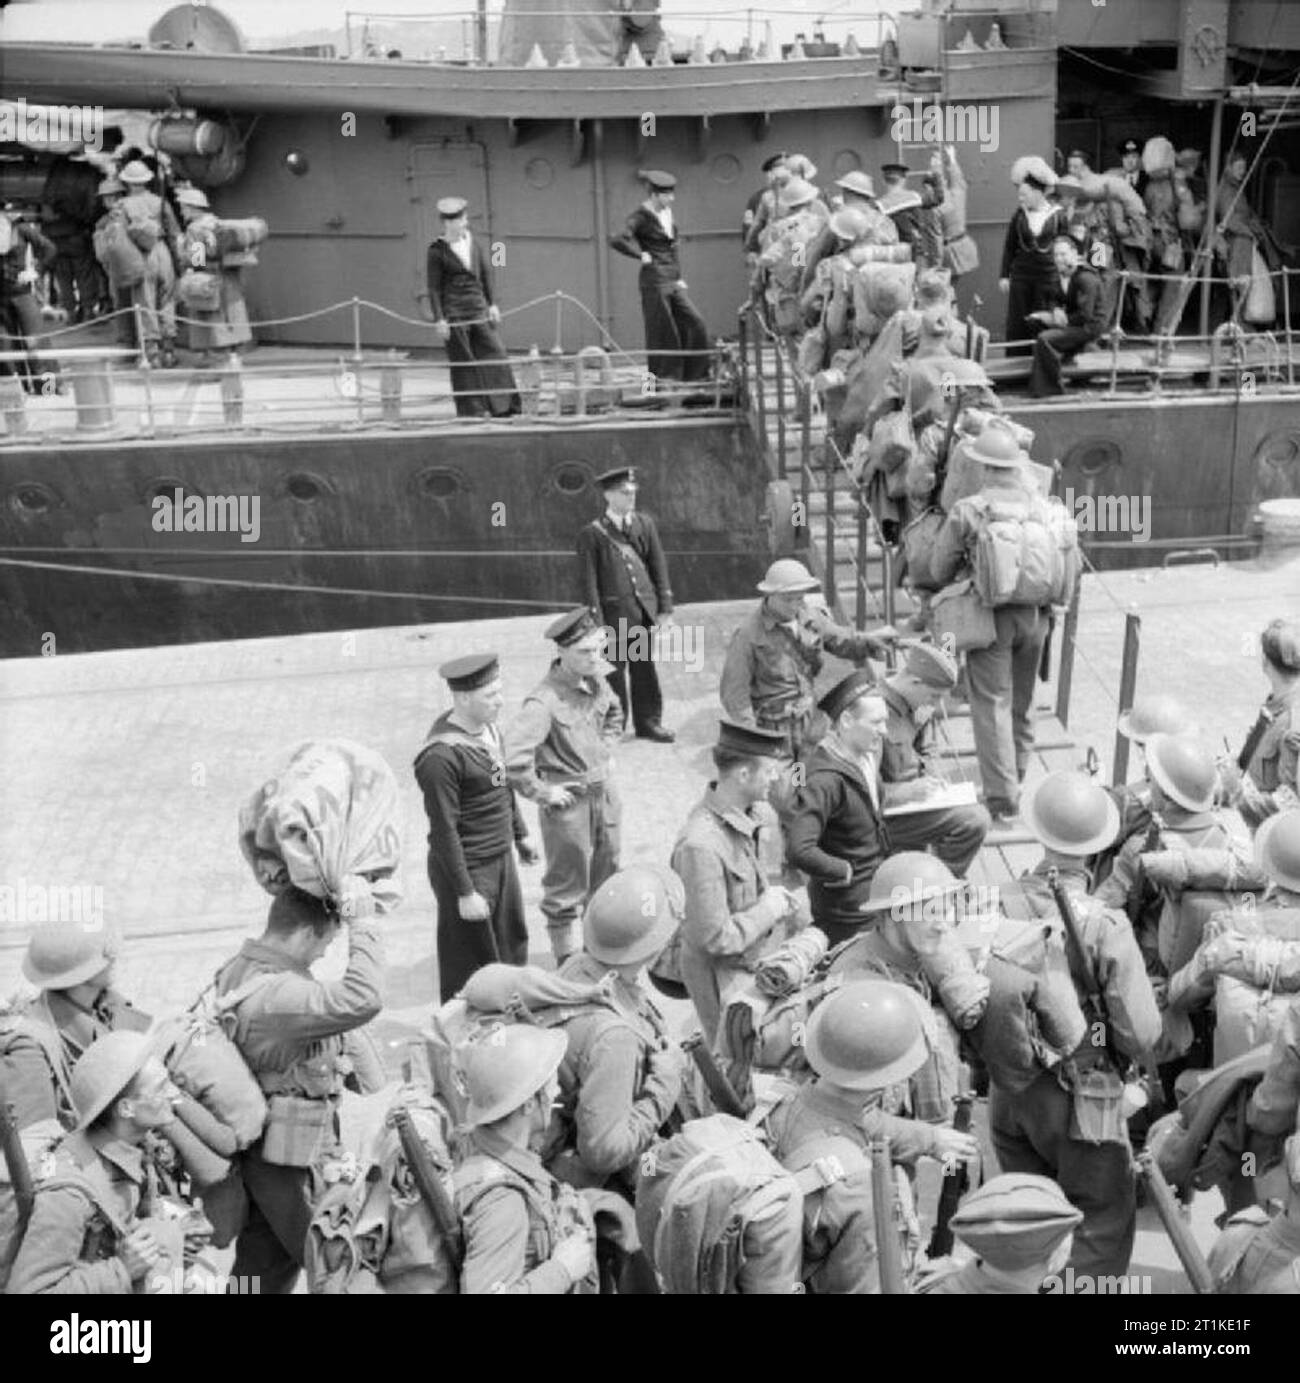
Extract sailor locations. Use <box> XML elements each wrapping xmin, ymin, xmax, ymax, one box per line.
<box><xmin>1219</xmin><ymin>617</ymin><xmax>1300</xmax><ymax>832</ymax></box>
<box><xmin>929</xmin><ymin>417</ymin><xmax>1066</xmax><ymax>825</ymax></box>
<box><xmin>0</xmin><ymin>921</ymin><xmax>149</xmax><ymax>1132</ymax></box>
<box><xmin>991</xmin><ymin>772</ymin><xmax>1161</xmax><ymax>1280</ymax></box>
<box><xmin>426</xmin><ymin>194</ymin><xmax>521</xmax><ymax>418</ymax></box>
<box><xmin>786</xmin><ymin>673</ymin><xmax>894</xmax><ymax>946</ymax></box>
<box><xmin>916</xmin><ymin>1174</ymin><xmax>1083</xmax><ymax>1294</ymax></box>
<box><xmin>454</xmin><ymin>1024</ymin><xmax>598</xmax><ymax>1294</ymax></box>
<box><xmin>6</xmin><ymin>1032</ymin><xmax>183</xmax><ymax>1294</ymax></box>
<box><xmin>669</xmin><ymin>720</ymin><xmax>802</xmax><ymax>1041</ymax></box>
<box><xmin>609</xmin><ymin>170</ymin><xmax>711</xmax><ymax>385</ymax></box>
<box><xmin>998</xmin><ymin>157</ymin><xmax>1067</xmax><ymax>351</ymax></box>
<box><xmin>546</xmin><ymin>865</ymin><xmax>684</xmax><ymax>1191</ymax></box>
<box><xmin>576</xmin><ymin>465</ymin><xmax>675</xmax><ymax>743</ymax></box>
<box><xmin>1026</xmin><ymin>234</ymin><xmax>1108</xmax><ymax>397</ymax></box>
<box><xmin>116</xmin><ymin>158</ymin><xmax>180</xmax><ymax>368</ymax></box>
<box><xmin>1208</xmin><ymin>1128</ymin><xmax>1300</xmax><ymax>1294</ymax></box>
<box><xmin>215</xmin><ymin>885</ymin><xmax>385</xmax><ymax>1294</ymax></box>
<box><xmin>1107</xmin><ymin>137</ymin><xmax>1148</xmax><ymax>196</ymax></box>
<box><xmin>40</xmin><ymin>153</ymin><xmax>102</xmax><ymax>325</ymax></box>
<box><xmin>415</xmin><ymin>652</ymin><xmax>535</xmax><ymax>1003</ymax></box>
<box><xmin>504</xmin><ymin>607</ymin><xmax>624</xmax><ymax>965</ymax></box>
<box><xmin>766</xmin><ymin>978</ymin><xmax>978</xmax><ymax>1294</ymax></box>
<box><xmin>719</xmin><ymin>559</ymin><xmax>895</xmax><ymax>784</ymax></box>
<box><xmin>877</xmin><ymin>643</ymin><xmax>990</xmax><ymax>875</ymax></box>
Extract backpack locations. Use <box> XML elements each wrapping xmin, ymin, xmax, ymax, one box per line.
<box><xmin>634</xmin><ymin>1114</ymin><xmax>807</xmax><ymax>1294</ymax></box>
<box><xmin>92</xmin><ymin>212</ymin><xmax>146</xmax><ymax>288</ymax></box>
<box><xmin>305</xmin><ymin>1084</ymin><xmax>459</xmax><ymax>1295</ymax></box>
<box><xmin>969</xmin><ymin>492</ymin><xmax>1080</xmax><ymax>609</ymax></box>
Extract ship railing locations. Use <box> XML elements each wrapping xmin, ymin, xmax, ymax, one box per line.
<box><xmin>342</xmin><ymin>7</ymin><xmax>892</xmax><ymax>65</ymax></box>
<box><xmin>0</xmin><ymin>298</ymin><xmax>737</xmax><ymax>442</ymax></box>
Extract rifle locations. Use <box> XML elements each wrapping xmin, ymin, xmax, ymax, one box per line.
<box><xmin>870</xmin><ymin>1138</ymin><xmax>907</xmax><ymax>1294</ymax></box>
<box><xmin>0</xmin><ymin>1095</ymin><xmax>36</xmax><ymax>1281</ymax></box>
<box><xmin>1136</xmin><ymin>1151</ymin><xmax>1214</xmax><ymax>1294</ymax></box>
<box><xmin>1236</xmin><ymin>705</ymin><xmax>1275</xmax><ymax>772</ymax></box>
<box><xmin>926</xmin><ymin>1092</ymin><xmax>975</xmax><ymax>1258</ymax></box>
<box><xmin>391</xmin><ymin>1105</ymin><xmax>463</xmax><ymax>1269</ymax></box>
<box><xmin>681</xmin><ymin>1033</ymin><xmax>748</xmax><ymax>1118</ymax></box>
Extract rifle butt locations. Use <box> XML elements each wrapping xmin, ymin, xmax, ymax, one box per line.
<box><xmin>1137</xmin><ymin>1152</ymin><xmax>1214</xmax><ymax>1294</ymax></box>
<box><xmin>682</xmin><ymin>1033</ymin><xmax>748</xmax><ymax>1119</ymax></box>
<box><xmin>871</xmin><ymin>1138</ymin><xmax>907</xmax><ymax>1295</ymax></box>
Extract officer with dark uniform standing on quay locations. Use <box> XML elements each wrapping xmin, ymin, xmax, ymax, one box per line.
<box><xmin>878</xmin><ymin>642</ymin><xmax>990</xmax><ymax>875</ymax></box>
<box><xmin>414</xmin><ymin>652</ymin><xmax>537</xmax><ymax>1003</ymax></box>
<box><xmin>576</xmin><ymin>465</ymin><xmax>674</xmax><ymax>743</ymax></box>
<box><xmin>426</xmin><ymin>194</ymin><xmax>521</xmax><ymax>418</ymax></box>
<box><xmin>505</xmin><ymin>607</ymin><xmax>624</xmax><ymax>965</ymax></box>
<box><xmin>609</xmin><ymin>169</ymin><xmax>711</xmax><ymax>386</ymax></box>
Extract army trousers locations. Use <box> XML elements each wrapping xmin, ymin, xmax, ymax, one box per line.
<box><xmin>965</xmin><ymin>605</ymin><xmax>1049</xmax><ymax>814</ymax></box>
<box><xmin>884</xmin><ymin>801</ymin><xmax>991</xmax><ymax>877</ymax></box>
<box><xmin>230</xmin><ymin>1148</ymin><xmax>314</xmax><ymax>1294</ymax></box>
<box><xmin>989</xmin><ymin>1069</ymin><xmax>1136</xmax><ymax>1280</ymax></box>
<box><xmin>538</xmin><ymin>783</ymin><xmax>621</xmax><ymax>962</ymax></box>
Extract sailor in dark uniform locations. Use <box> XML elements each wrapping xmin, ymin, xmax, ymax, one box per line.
<box><xmin>576</xmin><ymin>465</ymin><xmax>674</xmax><ymax>743</ymax></box>
<box><xmin>609</xmin><ymin>170</ymin><xmax>711</xmax><ymax>386</ymax></box>
<box><xmin>415</xmin><ymin>653</ymin><xmax>536</xmax><ymax>1001</ymax></box>
<box><xmin>426</xmin><ymin>196</ymin><xmax>520</xmax><ymax>418</ymax></box>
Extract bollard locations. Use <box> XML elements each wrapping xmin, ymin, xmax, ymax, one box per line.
<box><xmin>220</xmin><ymin>350</ymin><xmax>244</xmax><ymax>426</ymax></box>
<box><xmin>1112</xmin><ymin>607</ymin><xmax>1142</xmax><ymax>786</ymax></box>
<box><xmin>0</xmin><ymin>373</ymin><xmax>28</xmax><ymax>436</ymax></box>
<box><xmin>67</xmin><ymin>358</ymin><xmax>116</xmax><ymax>432</ymax></box>
<box><xmin>380</xmin><ymin>348</ymin><xmax>402</xmax><ymax>423</ymax></box>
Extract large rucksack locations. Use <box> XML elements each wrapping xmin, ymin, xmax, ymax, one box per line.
<box><xmin>634</xmin><ymin>1114</ymin><xmax>807</xmax><ymax>1294</ymax></box>
<box><xmin>969</xmin><ymin>492</ymin><xmax>1080</xmax><ymax>609</ymax></box>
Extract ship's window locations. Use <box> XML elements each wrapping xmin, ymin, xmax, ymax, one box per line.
<box><xmin>145</xmin><ymin>477</ymin><xmax>197</xmax><ymax>503</ymax></box>
<box><xmin>832</xmin><ymin>149</ymin><xmax>864</xmax><ymax>176</ymax></box>
<box><xmin>420</xmin><ymin>468</ymin><xmax>463</xmax><ymax>499</ymax></box>
<box><xmin>1257</xmin><ymin>433</ymin><xmax>1300</xmax><ymax>471</ymax></box>
<box><xmin>525</xmin><ymin>158</ymin><xmax>554</xmax><ymax>190</ymax></box>
<box><xmin>11</xmin><ymin>484</ymin><xmax>55</xmax><ymax>514</ymax></box>
<box><xmin>711</xmin><ymin>154</ymin><xmax>741</xmax><ymax>185</ymax></box>
<box><xmin>553</xmin><ymin>463</ymin><xmax>590</xmax><ymax>494</ymax></box>
<box><xmin>287</xmin><ymin>473</ymin><xmax>323</xmax><ymax>501</ymax></box>
<box><xmin>1067</xmin><ymin>440</ymin><xmax>1120</xmax><ymax>478</ymax></box>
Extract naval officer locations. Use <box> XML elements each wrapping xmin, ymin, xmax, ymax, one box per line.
<box><xmin>609</xmin><ymin>170</ymin><xmax>711</xmax><ymax>386</ymax></box>
<box><xmin>576</xmin><ymin>465</ymin><xmax>674</xmax><ymax>743</ymax></box>
<box><xmin>414</xmin><ymin>653</ymin><xmax>536</xmax><ymax>1001</ymax></box>
<box><xmin>504</xmin><ymin>608</ymin><xmax>624</xmax><ymax>964</ymax></box>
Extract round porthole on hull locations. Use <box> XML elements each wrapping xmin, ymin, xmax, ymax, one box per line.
<box><xmin>1063</xmin><ymin>438</ymin><xmax>1121</xmax><ymax>479</ymax></box>
<box><xmin>142</xmin><ymin>476</ymin><xmax>194</xmax><ymax>504</ymax></box>
<box><xmin>9</xmin><ymin>482</ymin><xmax>60</xmax><ymax>516</ymax></box>
<box><xmin>277</xmin><ymin>472</ymin><xmax>336</xmax><ymax>502</ymax></box>
<box><xmin>416</xmin><ymin>468</ymin><xmax>467</xmax><ymax>500</ymax></box>
<box><xmin>552</xmin><ymin>462</ymin><xmax>591</xmax><ymax>495</ymax></box>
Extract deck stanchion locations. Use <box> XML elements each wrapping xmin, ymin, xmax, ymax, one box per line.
<box><xmin>855</xmin><ymin>488</ymin><xmax>868</xmax><ymax>631</ymax></box>
<box><xmin>1284</xmin><ymin>269</ymin><xmax>1295</xmax><ymax>385</ymax></box>
<box><xmin>798</xmin><ymin>380</ymin><xmax>810</xmax><ymax>487</ymax></box>
<box><xmin>1112</xmin><ymin>607</ymin><xmax>1142</xmax><ymax>786</ymax></box>
<box><xmin>824</xmin><ymin>439</ymin><xmax>836</xmax><ymax>610</ymax></box>
<box><xmin>1055</xmin><ymin>578</ymin><xmax>1081</xmax><ymax>728</ymax></box>
<box><xmin>774</xmin><ymin>345</ymin><xmax>787</xmax><ymax>473</ymax></box>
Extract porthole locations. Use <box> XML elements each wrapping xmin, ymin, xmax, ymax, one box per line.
<box><xmin>711</xmin><ymin>154</ymin><xmax>741</xmax><ymax>184</ymax></box>
<box><xmin>10</xmin><ymin>483</ymin><xmax>56</xmax><ymax>514</ymax></box>
<box><xmin>1255</xmin><ymin>431</ymin><xmax>1300</xmax><ymax>473</ymax></box>
<box><xmin>524</xmin><ymin>158</ymin><xmax>554</xmax><ymax>190</ymax></box>
<box><xmin>832</xmin><ymin>149</ymin><xmax>863</xmax><ymax>176</ymax></box>
<box><xmin>418</xmin><ymin>467</ymin><xmax>465</xmax><ymax>499</ymax></box>
<box><xmin>1065</xmin><ymin>439</ymin><xmax>1121</xmax><ymax>479</ymax></box>
<box><xmin>287</xmin><ymin>473</ymin><xmax>323</xmax><ymax>502</ymax></box>
<box><xmin>552</xmin><ymin>462</ymin><xmax>591</xmax><ymax>494</ymax></box>
<box><xmin>142</xmin><ymin>476</ymin><xmax>193</xmax><ymax>504</ymax></box>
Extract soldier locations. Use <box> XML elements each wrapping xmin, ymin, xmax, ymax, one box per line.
<box><xmin>609</xmin><ymin>169</ymin><xmax>710</xmax><ymax>386</ymax></box>
<box><xmin>916</xmin><ymin>1174</ymin><xmax>1083</xmax><ymax>1294</ymax></box>
<box><xmin>0</xmin><ymin>922</ymin><xmax>148</xmax><ymax>1132</ymax></box>
<box><xmin>576</xmin><ymin>465</ymin><xmax>675</xmax><ymax>743</ymax></box>
<box><xmin>454</xmin><ymin>1024</ymin><xmax>597</xmax><ymax>1294</ymax></box>
<box><xmin>878</xmin><ymin>643</ymin><xmax>990</xmax><ymax>875</ymax></box>
<box><xmin>767</xmin><ymin>979</ymin><xmax>978</xmax><ymax>1294</ymax></box>
<box><xmin>215</xmin><ymin>885</ymin><xmax>384</xmax><ymax>1294</ymax></box>
<box><xmin>504</xmin><ymin>607</ymin><xmax>623</xmax><ymax>964</ymax></box>
<box><xmin>1219</xmin><ymin>617</ymin><xmax>1300</xmax><ymax>832</ymax></box>
<box><xmin>786</xmin><ymin>674</ymin><xmax>894</xmax><ymax>946</ymax></box>
<box><xmin>719</xmin><ymin>559</ymin><xmax>895</xmax><ymax>808</ymax></box>
<box><xmin>800</xmin><ymin>170</ymin><xmax>897</xmax><ymax>290</ymax></box>
<box><xmin>670</xmin><ymin>720</ymin><xmax>802</xmax><ymax>1041</ymax></box>
<box><xmin>426</xmin><ymin>195</ymin><xmax>520</xmax><ymax>418</ymax></box>
<box><xmin>991</xmin><ymin>771</ymin><xmax>1161</xmax><ymax>1279</ymax></box>
<box><xmin>116</xmin><ymin>159</ymin><xmax>180</xmax><ymax>368</ymax></box>
<box><xmin>1208</xmin><ymin>1129</ymin><xmax>1300</xmax><ymax>1294</ymax></box>
<box><xmin>741</xmin><ymin>151</ymin><xmax>789</xmax><ymax>249</ymax></box>
<box><xmin>7</xmin><ymin>1032</ymin><xmax>183</xmax><ymax>1294</ymax></box>
<box><xmin>929</xmin><ymin>418</ymin><xmax>1068</xmax><ymax>824</ymax></box>
<box><xmin>546</xmin><ymin>865</ymin><xmax>685</xmax><ymax>1193</ymax></box>
<box><xmin>415</xmin><ymin>652</ymin><xmax>536</xmax><ymax>1003</ymax></box>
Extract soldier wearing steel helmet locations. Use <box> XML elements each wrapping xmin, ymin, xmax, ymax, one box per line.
<box><xmin>992</xmin><ymin>770</ymin><xmax>1161</xmax><ymax>1280</ymax></box>
<box><xmin>453</xmin><ymin>1025</ymin><xmax>597</xmax><ymax>1294</ymax></box>
<box><xmin>0</xmin><ymin>921</ymin><xmax>148</xmax><ymax>1133</ymax></box>
<box><xmin>766</xmin><ymin>979</ymin><xmax>978</xmax><ymax>1294</ymax></box>
<box><xmin>544</xmin><ymin>864</ymin><xmax>685</xmax><ymax>1194</ymax></box>
<box><xmin>6</xmin><ymin>1032</ymin><xmax>184</xmax><ymax>1294</ymax></box>
<box><xmin>915</xmin><ymin>1173</ymin><xmax>1083</xmax><ymax>1295</ymax></box>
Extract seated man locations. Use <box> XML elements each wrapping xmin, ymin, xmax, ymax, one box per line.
<box><xmin>1028</xmin><ymin>234</ymin><xmax>1107</xmax><ymax>398</ymax></box>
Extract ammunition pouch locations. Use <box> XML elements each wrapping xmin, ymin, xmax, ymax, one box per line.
<box><xmin>1066</xmin><ymin>1064</ymin><xmax>1128</xmax><ymax>1146</ymax></box>
<box><xmin>261</xmin><ymin>1093</ymin><xmax>337</xmax><ymax>1168</ymax></box>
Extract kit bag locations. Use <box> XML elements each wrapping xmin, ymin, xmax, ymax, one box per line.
<box><xmin>931</xmin><ymin>577</ymin><xmax>996</xmax><ymax>652</ymax></box>
<box><xmin>969</xmin><ymin>493</ymin><xmax>1079</xmax><ymax>609</ymax></box>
